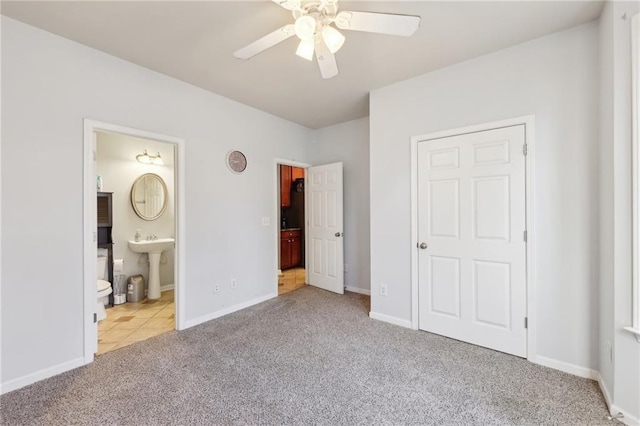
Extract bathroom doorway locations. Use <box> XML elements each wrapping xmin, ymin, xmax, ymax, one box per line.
<box><xmin>83</xmin><ymin>120</ymin><xmax>186</xmax><ymax>362</ymax></box>
<box><xmin>276</xmin><ymin>160</ymin><xmax>310</xmax><ymax>296</ymax></box>
<box><xmin>95</xmin><ymin>132</ymin><xmax>176</xmax><ymax>355</ymax></box>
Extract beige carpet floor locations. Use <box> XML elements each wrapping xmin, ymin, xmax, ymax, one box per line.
<box><xmin>1</xmin><ymin>287</ymin><xmax>609</xmax><ymax>425</ymax></box>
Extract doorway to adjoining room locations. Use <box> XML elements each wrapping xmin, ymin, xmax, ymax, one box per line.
<box><xmin>278</xmin><ymin>164</ymin><xmax>306</xmax><ymax>295</ymax></box>
<box><xmin>95</xmin><ymin>131</ymin><xmax>177</xmax><ymax>355</ymax></box>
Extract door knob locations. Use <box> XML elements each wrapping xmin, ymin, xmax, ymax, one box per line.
<box><xmin>419</xmin><ymin>242</ymin><xmax>428</xmax><ymax>249</ymax></box>
<box><xmin>335</xmin><ymin>232</ymin><xmax>343</xmax><ymax>237</ymax></box>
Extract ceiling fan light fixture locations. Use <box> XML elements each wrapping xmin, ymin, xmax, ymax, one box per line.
<box><xmin>240</xmin><ymin>2</ymin><xmax>422</xmax><ymax>80</ymax></box>
<box><xmin>322</xmin><ymin>25</ymin><xmax>345</xmax><ymax>53</ymax></box>
<box><xmin>334</xmin><ymin>11</ymin><xmax>352</xmax><ymax>30</ymax></box>
<box><xmin>295</xmin><ymin>15</ymin><xmax>316</xmax><ymax>40</ymax></box>
<box><xmin>296</xmin><ymin>38</ymin><xmax>315</xmax><ymax>61</ymax></box>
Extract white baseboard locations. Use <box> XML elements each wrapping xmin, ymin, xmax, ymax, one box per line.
<box><xmin>611</xmin><ymin>405</ymin><xmax>640</xmax><ymax>426</ymax></box>
<box><xmin>597</xmin><ymin>373</ymin><xmax>613</xmax><ymax>409</ymax></box>
<box><xmin>369</xmin><ymin>311</ymin><xmax>413</xmax><ymax>329</ymax></box>
<box><xmin>1</xmin><ymin>357</ymin><xmax>88</xmax><ymax>395</ymax></box>
<box><xmin>160</xmin><ymin>284</ymin><xmax>175</xmax><ymax>292</ymax></box>
<box><xmin>596</xmin><ymin>373</ymin><xmax>639</xmax><ymax>426</ymax></box>
<box><xmin>184</xmin><ymin>292</ymin><xmax>278</xmax><ymax>329</ymax></box>
<box><xmin>531</xmin><ymin>355</ymin><xmax>598</xmax><ymax>380</ymax></box>
<box><xmin>345</xmin><ymin>286</ymin><xmax>371</xmax><ymax>296</ymax></box>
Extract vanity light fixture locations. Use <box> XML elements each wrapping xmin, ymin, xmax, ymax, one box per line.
<box><xmin>136</xmin><ymin>150</ymin><xmax>164</xmax><ymax>165</ymax></box>
<box><xmin>152</xmin><ymin>153</ymin><xmax>164</xmax><ymax>166</ymax></box>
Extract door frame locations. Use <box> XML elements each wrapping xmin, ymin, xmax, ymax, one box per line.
<box><xmin>83</xmin><ymin>119</ymin><xmax>187</xmax><ymax>363</ymax></box>
<box><xmin>274</xmin><ymin>158</ymin><xmax>312</xmax><ymax>294</ymax></box>
<box><xmin>410</xmin><ymin>115</ymin><xmax>536</xmax><ymax>360</ymax></box>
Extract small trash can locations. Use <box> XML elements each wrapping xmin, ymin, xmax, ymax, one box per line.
<box><xmin>113</xmin><ymin>274</ymin><xmax>127</xmax><ymax>305</ymax></box>
<box><xmin>127</xmin><ymin>274</ymin><xmax>146</xmax><ymax>303</ymax></box>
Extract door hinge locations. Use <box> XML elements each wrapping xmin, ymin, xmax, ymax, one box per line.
<box><xmin>523</xmin><ymin>144</ymin><xmax>528</xmax><ymax>156</ymax></box>
<box><xmin>523</xmin><ymin>230</ymin><xmax>528</xmax><ymax>242</ymax></box>
<box><xmin>93</xmin><ymin>231</ymin><xmax>97</xmax><ymax>242</ymax></box>
<box><xmin>93</xmin><ymin>150</ymin><xmax>97</xmax><ymax>161</ymax></box>
<box><xmin>93</xmin><ymin>313</ymin><xmax>97</xmax><ymax>323</ymax></box>
<box><xmin>524</xmin><ymin>317</ymin><xmax>528</xmax><ymax>329</ymax></box>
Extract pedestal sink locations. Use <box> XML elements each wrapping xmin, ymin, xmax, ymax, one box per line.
<box><xmin>128</xmin><ymin>238</ymin><xmax>175</xmax><ymax>300</ymax></box>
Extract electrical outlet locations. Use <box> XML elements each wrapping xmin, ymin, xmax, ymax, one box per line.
<box><xmin>380</xmin><ymin>283</ymin><xmax>388</xmax><ymax>296</ymax></box>
<box><xmin>344</xmin><ymin>263</ymin><xmax>349</xmax><ymax>272</ymax></box>
<box><xmin>261</xmin><ymin>217</ymin><xmax>270</xmax><ymax>226</ymax></box>
<box><xmin>213</xmin><ymin>284</ymin><xmax>220</xmax><ymax>294</ymax></box>
<box><xmin>231</xmin><ymin>279</ymin><xmax>237</xmax><ymax>289</ymax></box>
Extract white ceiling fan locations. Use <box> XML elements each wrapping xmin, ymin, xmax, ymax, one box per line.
<box><xmin>234</xmin><ymin>0</ymin><xmax>421</xmax><ymax>79</ymax></box>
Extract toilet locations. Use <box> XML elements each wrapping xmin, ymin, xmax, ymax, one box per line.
<box><xmin>97</xmin><ymin>256</ymin><xmax>113</xmax><ymax>321</ymax></box>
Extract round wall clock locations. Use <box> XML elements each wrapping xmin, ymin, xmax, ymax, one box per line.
<box><xmin>226</xmin><ymin>150</ymin><xmax>247</xmax><ymax>174</ymax></box>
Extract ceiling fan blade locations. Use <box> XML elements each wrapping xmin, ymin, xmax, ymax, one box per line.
<box><xmin>234</xmin><ymin>24</ymin><xmax>295</xmax><ymax>60</ymax></box>
<box><xmin>315</xmin><ymin>39</ymin><xmax>338</xmax><ymax>79</ymax></box>
<box><xmin>272</xmin><ymin>0</ymin><xmax>300</xmax><ymax>11</ymax></box>
<box><xmin>335</xmin><ymin>11</ymin><xmax>420</xmax><ymax>36</ymax></box>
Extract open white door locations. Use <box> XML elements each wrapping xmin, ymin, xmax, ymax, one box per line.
<box><xmin>306</xmin><ymin>162</ymin><xmax>344</xmax><ymax>294</ymax></box>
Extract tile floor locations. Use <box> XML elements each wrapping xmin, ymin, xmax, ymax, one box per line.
<box><xmin>97</xmin><ymin>290</ymin><xmax>175</xmax><ymax>355</ymax></box>
<box><xmin>278</xmin><ymin>267</ymin><xmax>306</xmax><ymax>295</ymax></box>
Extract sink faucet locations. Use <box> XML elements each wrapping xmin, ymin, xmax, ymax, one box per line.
<box><xmin>146</xmin><ymin>234</ymin><xmax>158</xmax><ymax>241</ymax></box>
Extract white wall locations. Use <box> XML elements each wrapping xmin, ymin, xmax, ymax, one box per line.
<box><xmin>308</xmin><ymin>117</ymin><xmax>371</xmax><ymax>293</ymax></box>
<box><xmin>369</xmin><ymin>22</ymin><xmax>600</xmax><ymax>371</ymax></box>
<box><xmin>599</xmin><ymin>2</ymin><xmax>640</xmax><ymax>422</ymax></box>
<box><xmin>96</xmin><ymin>132</ymin><xmax>176</xmax><ymax>290</ymax></box>
<box><xmin>1</xmin><ymin>17</ymin><xmax>310</xmax><ymax>387</ymax></box>
<box><xmin>598</xmin><ymin>0</ymin><xmax>616</xmax><ymax>403</ymax></box>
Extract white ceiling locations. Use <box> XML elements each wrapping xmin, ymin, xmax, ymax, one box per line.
<box><xmin>2</xmin><ymin>1</ymin><xmax>604</xmax><ymax>129</ymax></box>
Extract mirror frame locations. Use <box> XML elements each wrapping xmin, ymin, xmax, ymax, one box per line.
<box><xmin>130</xmin><ymin>173</ymin><xmax>169</xmax><ymax>221</ymax></box>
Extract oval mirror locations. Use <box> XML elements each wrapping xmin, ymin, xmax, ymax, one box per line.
<box><xmin>130</xmin><ymin>173</ymin><xmax>168</xmax><ymax>221</ymax></box>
